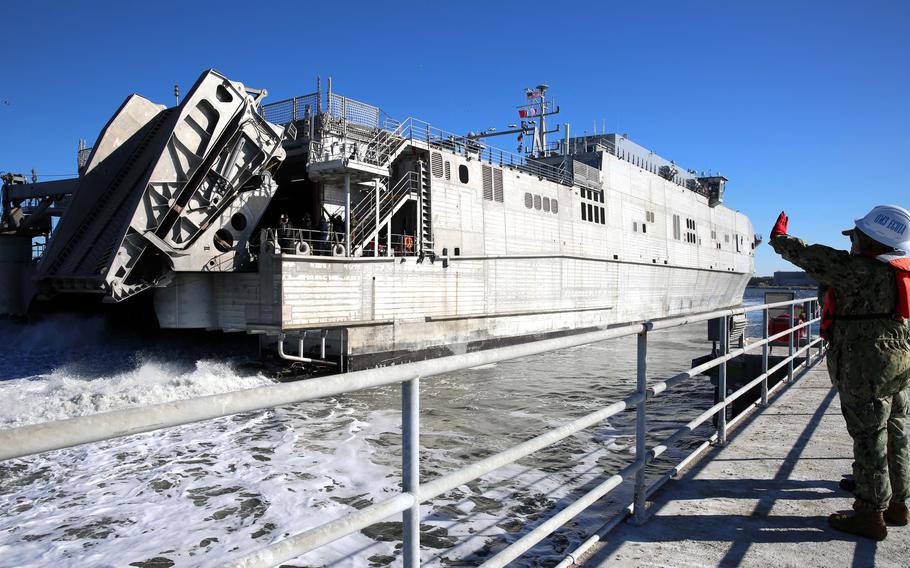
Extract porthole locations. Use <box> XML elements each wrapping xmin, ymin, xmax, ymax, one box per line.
<box><xmin>231</xmin><ymin>212</ymin><xmax>247</xmax><ymax>231</ymax></box>
<box><xmin>213</xmin><ymin>228</ymin><xmax>234</xmax><ymax>253</ymax></box>
<box><xmin>459</xmin><ymin>164</ymin><xmax>469</xmax><ymax>184</ymax></box>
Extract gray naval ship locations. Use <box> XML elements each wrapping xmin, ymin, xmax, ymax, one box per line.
<box><xmin>0</xmin><ymin>70</ymin><xmax>756</xmax><ymax>370</ymax></box>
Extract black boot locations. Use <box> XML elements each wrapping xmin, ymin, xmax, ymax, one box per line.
<box><xmin>829</xmin><ymin>508</ymin><xmax>887</xmax><ymax>540</ymax></box>
<box><xmin>884</xmin><ymin>501</ymin><xmax>909</xmax><ymax>526</ymax></box>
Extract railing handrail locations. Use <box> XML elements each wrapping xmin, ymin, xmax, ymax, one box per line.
<box><xmin>0</xmin><ymin>296</ymin><xmax>824</xmax><ymax>568</ymax></box>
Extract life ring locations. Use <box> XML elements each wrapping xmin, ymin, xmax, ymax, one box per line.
<box><xmin>332</xmin><ymin>243</ymin><xmax>346</xmax><ymax>257</ymax></box>
<box><xmin>403</xmin><ymin>235</ymin><xmax>414</xmax><ymax>253</ymax></box>
<box><xmin>295</xmin><ymin>241</ymin><xmax>311</xmax><ymax>256</ymax></box>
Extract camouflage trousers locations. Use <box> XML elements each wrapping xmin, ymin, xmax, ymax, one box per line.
<box><xmin>839</xmin><ymin>388</ymin><xmax>910</xmax><ymax>510</ymax></box>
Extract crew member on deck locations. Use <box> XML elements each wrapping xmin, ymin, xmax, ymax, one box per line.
<box><xmin>769</xmin><ymin>205</ymin><xmax>910</xmax><ymax>540</ymax></box>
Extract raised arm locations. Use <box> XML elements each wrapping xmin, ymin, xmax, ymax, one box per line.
<box><xmin>767</xmin><ymin>211</ymin><xmax>876</xmax><ymax>291</ymax></box>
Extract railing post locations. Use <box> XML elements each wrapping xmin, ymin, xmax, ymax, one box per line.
<box><xmin>761</xmin><ymin>307</ymin><xmax>769</xmax><ymax>406</ymax></box>
<box><xmin>787</xmin><ymin>303</ymin><xmax>795</xmax><ymax>381</ymax></box>
<box><xmin>344</xmin><ymin>173</ymin><xmax>351</xmax><ymax>257</ymax></box>
<box><xmin>804</xmin><ymin>300</ymin><xmax>812</xmax><ymax>368</ymax></box>
<box><xmin>375</xmin><ymin>178</ymin><xmax>381</xmax><ymax>257</ymax></box>
<box><xmin>402</xmin><ymin>378</ymin><xmax>421</xmax><ymax>567</ymax></box>
<box><xmin>718</xmin><ymin>315</ymin><xmax>728</xmax><ymax>445</ymax></box>
<box><xmin>632</xmin><ymin>325</ymin><xmax>649</xmax><ymax>524</ymax></box>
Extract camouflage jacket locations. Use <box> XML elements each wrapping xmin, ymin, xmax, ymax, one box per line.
<box><xmin>770</xmin><ymin>233</ymin><xmax>910</xmax><ymax>395</ymax></box>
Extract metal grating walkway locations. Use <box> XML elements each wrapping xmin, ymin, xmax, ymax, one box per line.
<box><xmin>579</xmin><ymin>360</ymin><xmax>910</xmax><ymax>567</ymax></box>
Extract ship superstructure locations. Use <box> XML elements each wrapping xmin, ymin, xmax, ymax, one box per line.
<box><xmin>0</xmin><ymin>70</ymin><xmax>756</xmax><ymax>370</ymax></box>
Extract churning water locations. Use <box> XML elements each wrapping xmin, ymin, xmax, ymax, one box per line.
<box><xmin>0</xmin><ymin>289</ymin><xmax>807</xmax><ymax>567</ymax></box>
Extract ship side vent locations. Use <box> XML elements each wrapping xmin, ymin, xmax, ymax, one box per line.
<box><xmin>493</xmin><ymin>168</ymin><xmax>504</xmax><ymax>203</ymax></box>
<box><xmin>482</xmin><ymin>165</ymin><xmax>493</xmax><ymax>201</ymax></box>
<box><xmin>444</xmin><ymin>161</ymin><xmax>451</xmax><ymax>180</ymax></box>
<box><xmin>431</xmin><ymin>152</ymin><xmax>444</xmax><ymax>178</ymax></box>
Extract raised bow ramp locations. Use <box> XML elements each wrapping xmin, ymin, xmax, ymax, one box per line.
<box><xmin>36</xmin><ymin>69</ymin><xmax>287</xmax><ymax>302</ymax></box>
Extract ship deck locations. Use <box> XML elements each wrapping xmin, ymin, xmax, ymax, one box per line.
<box><xmin>578</xmin><ymin>359</ymin><xmax>910</xmax><ymax>568</ymax></box>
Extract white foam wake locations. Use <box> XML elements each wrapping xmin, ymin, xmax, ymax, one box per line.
<box><xmin>0</xmin><ymin>358</ymin><xmax>272</xmax><ymax>428</ymax></box>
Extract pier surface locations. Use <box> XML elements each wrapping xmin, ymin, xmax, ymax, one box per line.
<box><xmin>580</xmin><ymin>359</ymin><xmax>910</xmax><ymax>567</ymax></box>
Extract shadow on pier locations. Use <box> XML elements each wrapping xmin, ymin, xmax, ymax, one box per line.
<box><xmin>580</xmin><ymin>360</ymin><xmax>905</xmax><ymax>568</ymax></box>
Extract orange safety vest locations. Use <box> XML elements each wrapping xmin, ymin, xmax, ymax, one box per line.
<box><xmin>820</xmin><ymin>256</ymin><xmax>910</xmax><ymax>340</ymax></box>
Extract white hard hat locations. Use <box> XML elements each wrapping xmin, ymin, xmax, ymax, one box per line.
<box><xmin>853</xmin><ymin>204</ymin><xmax>910</xmax><ymax>254</ymax></box>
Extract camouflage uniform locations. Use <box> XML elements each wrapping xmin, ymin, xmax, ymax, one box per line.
<box><xmin>771</xmin><ymin>233</ymin><xmax>910</xmax><ymax>511</ymax></box>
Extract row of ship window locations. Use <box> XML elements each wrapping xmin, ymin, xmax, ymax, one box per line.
<box><xmin>582</xmin><ymin>203</ymin><xmax>606</xmax><ymax>224</ymax></box>
<box><xmin>431</xmin><ymin>152</ymin><xmax>742</xmax><ymax>250</ymax></box>
<box><xmin>525</xmin><ymin>193</ymin><xmax>559</xmax><ymax>213</ymax></box>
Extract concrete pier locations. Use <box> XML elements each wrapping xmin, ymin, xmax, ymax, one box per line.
<box><xmin>580</xmin><ymin>359</ymin><xmax>910</xmax><ymax>567</ymax></box>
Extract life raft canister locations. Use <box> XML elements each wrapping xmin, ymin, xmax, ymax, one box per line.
<box><xmin>819</xmin><ymin>256</ymin><xmax>910</xmax><ymax>340</ymax></box>
<box><xmin>769</xmin><ymin>312</ymin><xmax>807</xmax><ymax>345</ymax></box>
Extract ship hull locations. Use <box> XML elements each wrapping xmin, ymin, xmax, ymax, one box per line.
<box><xmin>155</xmin><ymin>253</ymin><xmax>749</xmax><ymax>368</ymax></box>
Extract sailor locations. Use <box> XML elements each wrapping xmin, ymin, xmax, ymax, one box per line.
<box><xmin>278</xmin><ymin>213</ymin><xmax>296</xmax><ymax>254</ymax></box>
<box><xmin>769</xmin><ymin>205</ymin><xmax>910</xmax><ymax>540</ymax></box>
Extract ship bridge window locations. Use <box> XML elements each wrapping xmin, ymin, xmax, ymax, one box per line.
<box><xmin>581</xmin><ymin>202</ymin><xmax>587</xmax><ymax>221</ymax></box>
<box><xmin>552</xmin><ymin>199</ymin><xmax>558</xmax><ymax>214</ymax></box>
<box><xmin>534</xmin><ymin>195</ymin><xmax>542</xmax><ymax>210</ymax></box>
<box><xmin>543</xmin><ymin>197</ymin><xmax>550</xmax><ymax>212</ymax></box>
<box><xmin>525</xmin><ymin>193</ymin><xmax>533</xmax><ymax>208</ymax></box>
<box><xmin>459</xmin><ymin>164</ymin><xmax>469</xmax><ymax>184</ymax></box>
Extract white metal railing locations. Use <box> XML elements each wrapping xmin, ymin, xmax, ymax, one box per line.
<box><xmin>259</xmin><ymin>225</ymin><xmax>421</xmax><ymax>258</ymax></box>
<box><xmin>0</xmin><ymin>298</ymin><xmax>825</xmax><ymax>567</ymax></box>
<box><xmin>260</xmin><ymin>90</ymin><xmax>716</xmax><ymax>197</ymax></box>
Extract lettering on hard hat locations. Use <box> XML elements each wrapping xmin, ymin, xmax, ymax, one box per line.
<box><xmin>888</xmin><ymin>220</ymin><xmax>906</xmax><ymax>235</ymax></box>
<box><xmin>874</xmin><ymin>213</ymin><xmax>890</xmax><ymax>227</ymax></box>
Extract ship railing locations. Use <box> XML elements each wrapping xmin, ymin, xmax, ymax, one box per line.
<box><xmin>259</xmin><ymin>226</ymin><xmax>422</xmax><ymax>257</ymax></box>
<box><xmin>261</xmin><ymin>91</ymin><xmax>701</xmax><ymax>194</ymax></box>
<box><xmin>0</xmin><ymin>297</ymin><xmax>825</xmax><ymax>567</ymax></box>
<box><xmin>388</xmin><ymin>117</ymin><xmax>573</xmax><ymax>186</ymax></box>
<box><xmin>260</xmin><ymin>92</ymin><xmax>321</xmax><ymax>125</ymax></box>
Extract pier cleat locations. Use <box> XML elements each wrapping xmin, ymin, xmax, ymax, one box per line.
<box><xmin>828</xmin><ymin>509</ymin><xmax>887</xmax><ymax>541</ymax></box>
<box><xmin>884</xmin><ymin>501</ymin><xmax>909</xmax><ymax>526</ymax></box>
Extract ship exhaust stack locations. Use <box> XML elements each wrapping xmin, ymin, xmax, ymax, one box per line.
<box><xmin>35</xmin><ymin>70</ymin><xmax>287</xmax><ymax>302</ymax></box>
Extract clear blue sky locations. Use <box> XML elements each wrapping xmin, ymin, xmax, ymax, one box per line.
<box><xmin>2</xmin><ymin>0</ymin><xmax>907</xmax><ymax>275</ymax></box>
